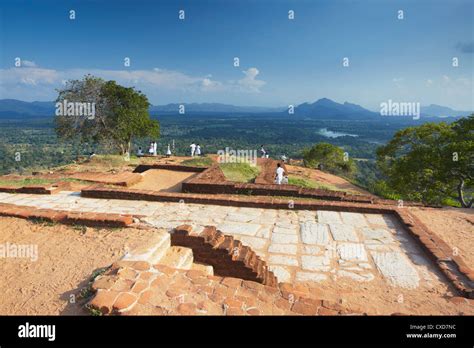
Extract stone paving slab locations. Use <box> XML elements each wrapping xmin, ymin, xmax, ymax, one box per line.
<box><xmin>300</xmin><ymin>222</ymin><xmax>331</xmax><ymax>245</ymax></box>
<box><xmin>317</xmin><ymin>210</ymin><xmax>342</xmax><ymax>224</ymax></box>
<box><xmin>217</xmin><ymin>222</ymin><xmax>261</xmax><ymax>236</ymax></box>
<box><xmin>340</xmin><ymin>212</ymin><xmax>369</xmax><ymax>227</ymax></box>
<box><xmin>362</xmin><ymin>227</ymin><xmax>395</xmax><ymax>244</ymax></box>
<box><xmin>336</xmin><ymin>243</ymin><xmax>368</xmax><ymax>262</ymax></box>
<box><xmin>371</xmin><ymin>251</ymin><xmax>420</xmax><ymax>289</ymax></box>
<box><xmin>329</xmin><ymin>223</ymin><xmax>359</xmax><ymax>242</ymax></box>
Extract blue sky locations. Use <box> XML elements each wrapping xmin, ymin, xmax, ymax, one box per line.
<box><xmin>0</xmin><ymin>0</ymin><xmax>473</xmax><ymax>110</ymax></box>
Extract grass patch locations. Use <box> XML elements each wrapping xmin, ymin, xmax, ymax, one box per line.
<box><xmin>0</xmin><ymin>177</ymin><xmax>91</xmax><ymax>187</ymax></box>
<box><xmin>219</xmin><ymin>162</ymin><xmax>260</xmax><ymax>183</ymax></box>
<box><xmin>180</xmin><ymin>156</ymin><xmax>214</xmax><ymax>167</ymax></box>
<box><xmin>288</xmin><ymin>176</ymin><xmax>343</xmax><ymax>191</ymax></box>
<box><xmin>0</xmin><ymin>178</ymin><xmax>55</xmax><ymax>187</ymax></box>
<box><xmin>72</xmin><ymin>224</ymin><xmax>87</xmax><ymax>234</ymax></box>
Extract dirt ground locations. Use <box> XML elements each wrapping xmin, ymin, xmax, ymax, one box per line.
<box><xmin>130</xmin><ymin>169</ymin><xmax>197</xmax><ymax>192</ymax></box>
<box><xmin>285</xmin><ymin>164</ymin><xmax>372</xmax><ymax>195</ymax></box>
<box><xmin>410</xmin><ymin>207</ymin><xmax>474</xmax><ymax>268</ymax></box>
<box><xmin>0</xmin><ymin>217</ymin><xmax>157</xmax><ymax>315</ymax></box>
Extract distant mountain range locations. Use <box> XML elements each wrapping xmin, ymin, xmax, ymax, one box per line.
<box><xmin>150</xmin><ymin>103</ymin><xmax>283</xmax><ymax>114</ymax></box>
<box><xmin>293</xmin><ymin>98</ymin><xmax>379</xmax><ymax>119</ymax></box>
<box><xmin>0</xmin><ymin>98</ymin><xmax>471</xmax><ymax>119</ymax></box>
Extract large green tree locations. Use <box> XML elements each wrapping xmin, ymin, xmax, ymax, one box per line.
<box><xmin>302</xmin><ymin>142</ymin><xmax>356</xmax><ymax>177</ymax></box>
<box><xmin>376</xmin><ymin>115</ymin><xmax>473</xmax><ymax>207</ymax></box>
<box><xmin>54</xmin><ymin>75</ymin><xmax>159</xmax><ymax>155</ymax></box>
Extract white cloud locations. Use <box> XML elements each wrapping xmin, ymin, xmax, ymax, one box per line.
<box><xmin>0</xmin><ymin>64</ymin><xmax>267</xmax><ymax>100</ymax></box>
<box><xmin>0</xmin><ymin>67</ymin><xmax>60</xmax><ymax>86</ymax></box>
<box><xmin>237</xmin><ymin>67</ymin><xmax>266</xmax><ymax>93</ymax></box>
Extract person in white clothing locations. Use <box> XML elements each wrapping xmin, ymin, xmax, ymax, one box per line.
<box><xmin>190</xmin><ymin>142</ymin><xmax>196</xmax><ymax>157</ymax></box>
<box><xmin>275</xmin><ymin>163</ymin><xmax>285</xmax><ymax>185</ymax></box>
<box><xmin>166</xmin><ymin>144</ymin><xmax>172</xmax><ymax>157</ymax></box>
<box><xmin>195</xmin><ymin>144</ymin><xmax>201</xmax><ymax>156</ymax></box>
<box><xmin>148</xmin><ymin>142</ymin><xmax>154</xmax><ymax>155</ymax></box>
<box><xmin>153</xmin><ymin>141</ymin><xmax>158</xmax><ymax>156</ymax></box>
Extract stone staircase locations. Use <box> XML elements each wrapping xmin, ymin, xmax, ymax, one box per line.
<box><xmin>121</xmin><ymin>229</ymin><xmax>213</xmax><ymax>275</ymax></box>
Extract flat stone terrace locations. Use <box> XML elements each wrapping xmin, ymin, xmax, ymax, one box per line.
<box><xmin>0</xmin><ymin>191</ymin><xmax>450</xmax><ymax>292</ymax></box>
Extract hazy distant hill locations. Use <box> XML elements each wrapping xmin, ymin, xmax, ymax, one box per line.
<box><xmin>420</xmin><ymin>104</ymin><xmax>472</xmax><ymax>118</ymax></box>
<box><xmin>150</xmin><ymin>103</ymin><xmax>284</xmax><ymax>114</ymax></box>
<box><xmin>0</xmin><ymin>99</ymin><xmax>55</xmax><ymax>116</ymax></box>
<box><xmin>0</xmin><ymin>98</ymin><xmax>470</xmax><ymax>119</ymax></box>
<box><xmin>293</xmin><ymin>98</ymin><xmax>379</xmax><ymax>119</ymax></box>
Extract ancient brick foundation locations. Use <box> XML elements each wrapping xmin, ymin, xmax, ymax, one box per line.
<box><xmin>171</xmin><ymin>224</ymin><xmax>277</xmax><ymax>286</ymax></box>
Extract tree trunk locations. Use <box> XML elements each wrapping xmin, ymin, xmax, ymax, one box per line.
<box><xmin>457</xmin><ymin>177</ymin><xmax>473</xmax><ymax>208</ymax></box>
<box><xmin>126</xmin><ymin>139</ymin><xmax>131</xmax><ymax>156</ymax></box>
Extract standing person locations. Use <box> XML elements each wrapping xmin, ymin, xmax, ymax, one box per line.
<box><xmin>260</xmin><ymin>145</ymin><xmax>266</xmax><ymax>158</ymax></box>
<box><xmin>190</xmin><ymin>142</ymin><xmax>196</xmax><ymax>157</ymax></box>
<box><xmin>166</xmin><ymin>144</ymin><xmax>172</xmax><ymax>157</ymax></box>
<box><xmin>153</xmin><ymin>141</ymin><xmax>158</xmax><ymax>156</ymax></box>
<box><xmin>275</xmin><ymin>163</ymin><xmax>285</xmax><ymax>185</ymax></box>
<box><xmin>196</xmin><ymin>144</ymin><xmax>201</xmax><ymax>156</ymax></box>
<box><xmin>148</xmin><ymin>142</ymin><xmax>154</xmax><ymax>155</ymax></box>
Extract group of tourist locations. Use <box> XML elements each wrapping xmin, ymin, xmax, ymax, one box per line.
<box><xmin>135</xmin><ymin>141</ymin><xmax>286</xmax><ymax>185</ymax></box>
<box><xmin>190</xmin><ymin>142</ymin><xmax>202</xmax><ymax>157</ymax></box>
<box><xmin>136</xmin><ymin>141</ymin><xmax>172</xmax><ymax>157</ymax></box>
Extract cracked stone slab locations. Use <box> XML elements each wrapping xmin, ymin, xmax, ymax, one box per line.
<box><xmin>272</xmin><ymin>226</ymin><xmax>298</xmax><ymax>235</ymax></box>
<box><xmin>217</xmin><ymin>222</ymin><xmax>261</xmax><ymax>236</ymax></box>
<box><xmin>336</xmin><ymin>243</ymin><xmax>368</xmax><ymax>262</ymax></box>
<box><xmin>371</xmin><ymin>251</ymin><xmax>420</xmax><ymax>289</ymax></box>
<box><xmin>365</xmin><ymin>214</ymin><xmax>396</xmax><ymax>229</ymax></box>
<box><xmin>300</xmin><ymin>222</ymin><xmax>330</xmax><ymax>245</ymax></box>
<box><xmin>275</xmin><ymin>220</ymin><xmax>297</xmax><ymax>229</ymax></box>
<box><xmin>225</xmin><ymin>212</ymin><xmax>259</xmax><ymax>223</ymax></box>
<box><xmin>329</xmin><ymin>223</ymin><xmax>359</xmax><ymax>242</ymax></box>
<box><xmin>237</xmin><ymin>236</ymin><xmax>267</xmax><ymax>251</ymax></box>
<box><xmin>296</xmin><ymin>272</ymin><xmax>328</xmax><ymax>282</ymax></box>
<box><xmin>340</xmin><ymin>212</ymin><xmax>368</xmax><ymax>227</ymax></box>
<box><xmin>317</xmin><ymin>210</ymin><xmax>342</xmax><ymax>224</ymax></box>
<box><xmin>362</xmin><ymin>227</ymin><xmax>395</xmax><ymax>244</ymax></box>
